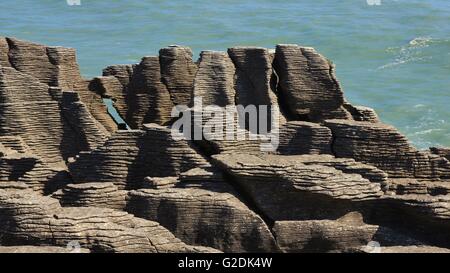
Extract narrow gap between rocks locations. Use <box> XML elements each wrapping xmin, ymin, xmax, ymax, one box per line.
<box><xmin>102</xmin><ymin>98</ymin><xmax>130</xmax><ymax>130</ymax></box>
<box><xmin>5</xmin><ymin>38</ymin><xmax>16</xmax><ymax>69</ymax></box>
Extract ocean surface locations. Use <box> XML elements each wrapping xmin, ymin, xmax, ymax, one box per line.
<box><xmin>0</xmin><ymin>0</ymin><xmax>449</xmax><ymax>149</ymax></box>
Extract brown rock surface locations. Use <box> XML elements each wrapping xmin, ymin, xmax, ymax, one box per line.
<box><xmin>159</xmin><ymin>46</ymin><xmax>198</xmax><ymax>106</ymax></box>
<box><xmin>325</xmin><ymin>119</ymin><xmax>450</xmax><ymax>179</ymax></box>
<box><xmin>0</xmin><ymin>246</ymin><xmax>90</xmax><ymax>253</ymax></box>
<box><xmin>126</xmin><ymin>186</ymin><xmax>278</xmax><ymax>252</ymax></box>
<box><xmin>273</xmin><ymin>44</ymin><xmax>351</xmax><ymax>121</ymax></box>
<box><xmin>0</xmin><ymin>188</ymin><xmax>218</xmax><ymax>253</ymax></box>
<box><xmin>273</xmin><ymin>218</ymin><xmax>379</xmax><ymax>253</ymax></box>
<box><xmin>213</xmin><ymin>153</ymin><xmax>384</xmax><ymax>221</ymax></box>
<box><xmin>0</xmin><ymin>38</ymin><xmax>449</xmax><ymax>253</ymax></box>
<box><xmin>68</xmin><ymin>124</ymin><xmax>210</xmax><ymax>189</ymax></box>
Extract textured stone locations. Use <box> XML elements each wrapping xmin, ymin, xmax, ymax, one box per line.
<box><xmin>0</xmin><ymin>36</ymin><xmax>117</xmax><ymax>133</ymax></box>
<box><xmin>6</xmin><ymin>37</ymin><xmax>81</xmax><ymax>89</ymax></box>
<box><xmin>385</xmin><ymin>194</ymin><xmax>450</xmax><ymax>220</ymax></box>
<box><xmin>99</xmin><ymin>58</ymin><xmax>175</xmax><ymax>129</ymax></box>
<box><xmin>344</xmin><ymin>103</ymin><xmax>380</xmax><ymax>123</ymax></box>
<box><xmin>0</xmin><ymin>188</ymin><xmax>218</xmax><ymax>253</ymax></box>
<box><xmin>277</xmin><ymin>121</ymin><xmax>332</xmax><ymax>155</ymax></box>
<box><xmin>213</xmin><ymin>153</ymin><xmax>384</xmax><ymax>221</ymax></box>
<box><xmin>0</xmin><ymin>37</ymin><xmax>11</xmax><ymax>67</ymax></box>
<box><xmin>273</xmin><ymin>214</ymin><xmax>379</xmax><ymax>253</ymax></box>
<box><xmin>1</xmin><ymin>38</ymin><xmax>450</xmax><ymax>253</ymax></box>
<box><xmin>159</xmin><ymin>45</ymin><xmax>198</xmax><ymax>106</ymax></box>
<box><xmin>273</xmin><ymin>44</ymin><xmax>351</xmax><ymax>121</ymax></box>
<box><xmin>430</xmin><ymin>147</ymin><xmax>450</xmax><ymax>161</ymax></box>
<box><xmin>386</xmin><ymin>179</ymin><xmax>450</xmax><ymax>196</ymax></box>
<box><xmin>325</xmin><ymin>119</ymin><xmax>450</xmax><ymax>179</ymax></box>
<box><xmin>52</xmin><ymin>182</ymin><xmax>127</xmax><ymax>210</ymax></box>
<box><xmin>0</xmin><ymin>67</ymin><xmax>109</xmax><ymax>164</ymax></box>
<box><xmin>0</xmin><ymin>246</ymin><xmax>90</xmax><ymax>253</ymax></box>
<box><xmin>126</xmin><ymin>187</ymin><xmax>278</xmax><ymax>252</ymax></box>
<box><xmin>193</xmin><ymin>51</ymin><xmax>236</xmax><ymax>106</ymax></box>
<box><xmin>142</xmin><ymin>176</ymin><xmax>179</xmax><ymax>189</ymax></box>
<box><xmin>0</xmin><ymin>139</ymin><xmax>69</xmax><ymax>193</ymax></box>
<box><xmin>126</xmin><ymin>57</ymin><xmax>174</xmax><ymax>127</ymax></box>
<box><xmin>228</xmin><ymin>46</ymin><xmax>286</xmax><ymax>132</ymax></box>
<box><xmin>75</xmin><ymin>79</ymin><xmax>118</xmax><ymax>133</ymax></box>
<box><xmin>69</xmin><ymin>124</ymin><xmax>210</xmax><ymax>189</ymax></box>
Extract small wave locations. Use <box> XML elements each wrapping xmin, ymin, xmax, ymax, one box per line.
<box><xmin>408</xmin><ymin>36</ymin><xmax>433</xmax><ymax>48</ymax></box>
<box><xmin>377</xmin><ymin>36</ymin><xmax>447</xmax><ymax>70</ymax></box>
<box><xmin>377</xmin><ymin>56</ymin><xmax>431</xmax><ymax>70</ymax></box>
<box><xmin>413</xmin><ymin>104</ymin><xmax>426</xmax><ymax>108</ymax></box>
<box><xmin>411</xmin><ymin>128</ymin><xmax>443</xmax><ymax>136</ymax></box>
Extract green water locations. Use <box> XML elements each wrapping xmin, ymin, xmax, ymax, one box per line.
<box><xmin>1</xmin><ymin>0</ymin><xmax>449</xmax><ymax>149</ymax></box>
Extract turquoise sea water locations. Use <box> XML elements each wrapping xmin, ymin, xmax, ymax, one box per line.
<box><xmin>0</xmin><ymin>0</ymin><xmax>449</xmax><ymax>149</ymax></box>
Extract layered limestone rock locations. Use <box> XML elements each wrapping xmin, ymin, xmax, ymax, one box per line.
<box><xmin>99</xmin><ymin>58</ymin><xmax>174</xmax><ymax>128</ymax></box>
<box><xmin>228</xmin><ymin>47</ymin><xmax>286</xmax><ymax>132</ymax></box>
<box><xmin>127</xmin><ymin>57</ymin><xmax>174</xmax><ymax>126</ymax></box>
<box><xmin>0</xmin><ymin>246</ymin><xmax>90</xmax><ymax>253</ymax></box>
<box><xmin>213</xmin><ymin>153</ymin><xmax>385</xmax><ymax>221</ymax></box>
<box><xmin>365</xmin><ymin>194</ymin><xmax>450</xmax><ymax>247</ymax></box>
<box><xmin>277</xmin><ymin>121</ymin><xmax>332</xmax><ymax>155</ymax></box>
<box><xmin>272</xmin><ymin>213</ymin><xmax>379</xmax><ymax>253</ymax></box>
<box><xmin>68</xmin><ymin>124</ymin><xmax>210</xmax><ymax>189</ymax></box>
<box><xmin>6</xmin><ymin>37</ymin><xmax>81</xmax><ymax>89</ymax></box>
<box><xmin>325</xmin><ymin>119</ymin><xmax>450</xmax><ymax>179</ymax></box>
<box><xmin>159</xmin><ymin>45</ymin><xmax>198</xmax><ymax>106</ymax></box>
<box><xmin>0</xmin><ymin>138</ymin><xmax>69</xmax><ymax>193</ymax></box>
<box><xmin>0</xmin><ymin>38</ymin><xmax>11</xmax><ymax>67</ymax></box>
<box><xmin>227</xmin><ymin>47</ymin><xmax>279</xmax><ymax>109</ymax></box>
<box><xmin>193</xmin><ymin>51</ymin><xmax>236</xmax><ymax>106</ymax></box>
<box><xmin>0</xmin><ymin>67</ymin><xmax>109</xmax><ymax>165</ymax></box>
<box><xmin>126</xmin><ymin>187</ymin><xmax>278</xmax><ymax>252</ymax></box>
<box><xmin>0</xmin><ymin>188</ymin><xmax>217</xmax><ymax>253</ymax></box>
<box><xmin>386</xmin><ymin>178</ymin><xmax>450</xmax><ymax>196</ymax></box>
<box><xmin>52</xmin><ymin>182</ymin><xmax>127</xmax><ymax>210</ymax></box>
<box><xmin>343</xmin><ymin>102</ymin><xmax>380</xmax><ymax>123</ymax></box>
<box><xmin>386</xmin><ymin>194</ymin><xmax>450</xmax><ymax>220</ymax></box>
<box><xmin>273</xmin><ymin>44</ymin><xmax>351</xmax><ymax>121</ymax></box>
<box><xmin>1</xmin><ymin>37</ymin><xmax>449</xmax><ymax>253</ymax></box>
<box><xmin>430</xmin><ymin>147</ymin><xmax>450</xmax><ymax>161</ymax></box>
<box><xmin>0</xmin><ymin>37</ymin><xmax>117</xmax><ymax>133</ymax></box>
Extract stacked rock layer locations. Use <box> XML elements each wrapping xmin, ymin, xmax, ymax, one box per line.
<box><xmin>0</xmin><ymin>36</ymin><xmax>449</xmax><ymax>253</ymax></box>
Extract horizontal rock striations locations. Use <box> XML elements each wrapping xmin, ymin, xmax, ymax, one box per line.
<box><xmin>0</xmin><ymin>37</ymin><xmax>117</xmax><ymax>133</ymax></box>
<box><xmin>126</xmin><ymin>186</ymin><xmax>278</xmax><ymax>252</ymax></box>
<box><xmin>213</xmin><ymin>153</ymin><xmax>385</xmax><ymax>221</ymax></box>
<box><xmin>272</xmin><ymin>213</ymin><xmax>381</xmax><ymax>253</ymax></box>
<box><xmin>68</xmin><ymin>124</ymin><xmax>210</xmax><ymax>189</ymax></box>
<box><xmin>0</xmin><ymin>188</ymin><xmax>217</xmax><ymax>253</ymax></box>
<box><xmin>325</xmin><ymin>119</ymin><xmax>450</xmax><ymax>179</ymax></box>
<box><xmin>273</xmin><ymin>44</ymin><xmax>351</xmax><ymax>121</ymax></box>
<box><xmin>100</xmin><ymin>58</ymin><xmax>174</xmax><ymax>128</ymax></box>
<box><xmin>0</xmin><ymin>37</ymin><xmax>449</xmax><ymax>253</ymax></box>
<box><xmin>0</xmin><ymin>67</ymin><xmax>109</xmax><ymax>166</ymax></box>
<box><xmin>52</xmin><ymin>182</ymin><xmax>127</xmax><ymax>210</ymax></box>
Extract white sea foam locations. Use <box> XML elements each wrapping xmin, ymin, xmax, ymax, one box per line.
<box><xmin>411</xmin><ymin>128</ymin><xmax>443</xmax><ymax>136</ymax></box>
<box><xmin>377</xmin><ymin>36</ymin><xmax>439</xmax><ymax>70</ymax></box>
<box><xmin>408</xmin><ymin>36</ymin><xmax>433</xmax><ymax>47</ymax></box>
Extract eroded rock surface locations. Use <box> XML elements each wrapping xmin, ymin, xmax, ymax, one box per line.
<box><xmin>0</xmin><ymin>37</ymin><xmax>449</xmax><ymax>253</ymax></box>
<box><xmin>273</xmin><ymin>44</ymin><xmax>350</xmax><ymax>121</ymax></box>
<box><xmin>126</xmin><ymin>186</ymin><xmax>278</xmax><ymax>252</ymax></box>
<box><xmin>68</xmin><ymin>124</ymin><xmax>210</xmax><ymax>189</ymax></box>
<box><xmin>0</xmin><ymin>188</ymin><xmax>217</xmax><ymax>253</ymax></box>
<box><xmin>213</xmin><ymin>153</ymin><xmax>385</xmax><ymax>221</ymax></box>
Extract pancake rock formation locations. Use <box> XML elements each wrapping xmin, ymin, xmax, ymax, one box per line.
<box><xmin>0</xmin><ymin>36</ymin><xmax>449</xmax><ymax>253</ymax></box>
